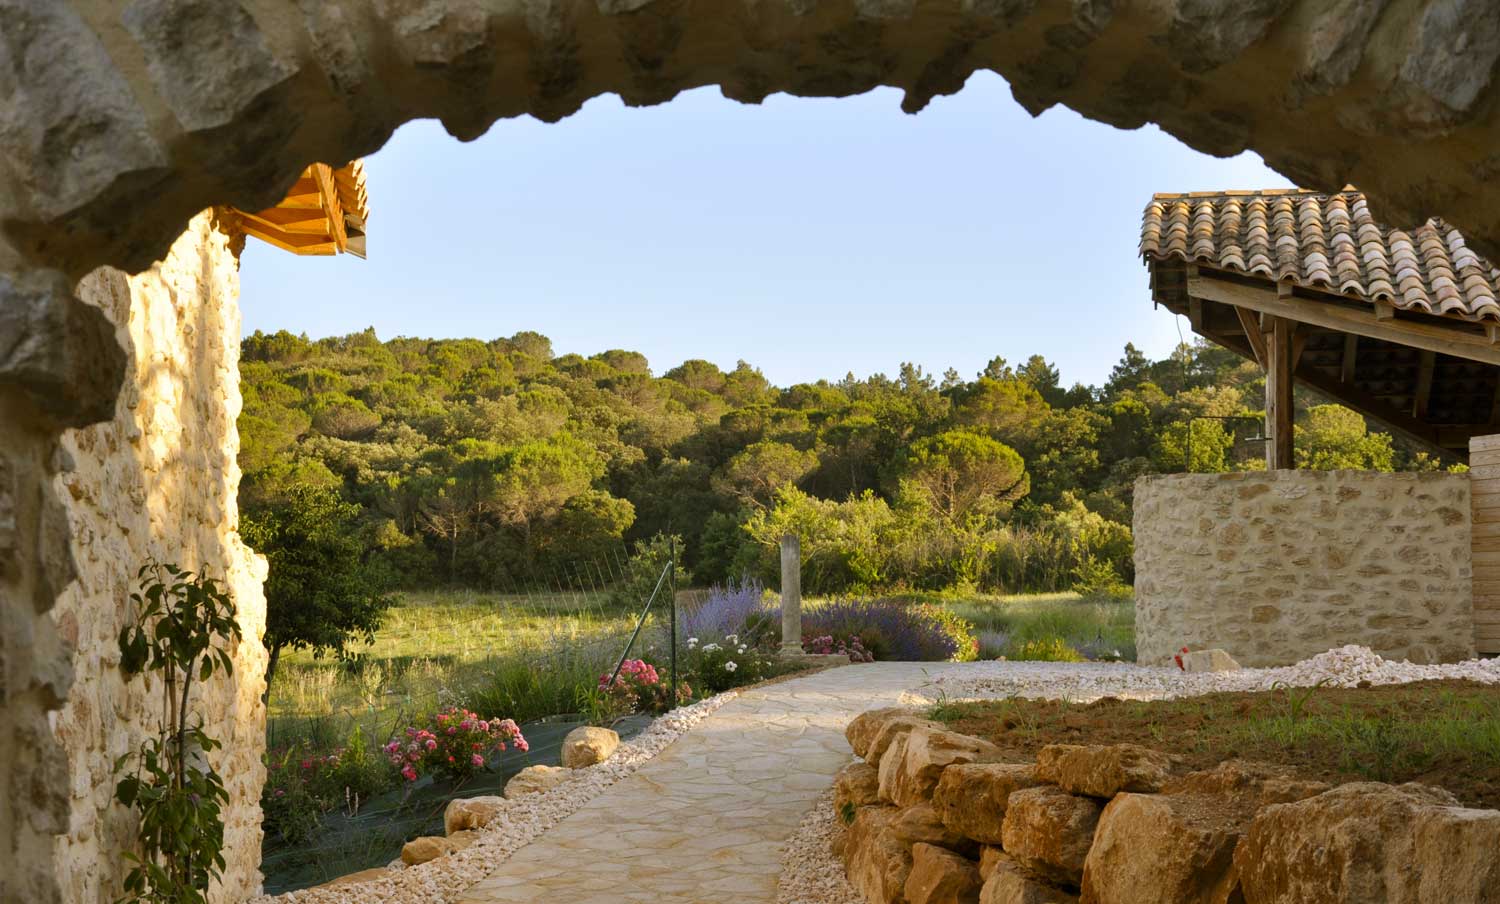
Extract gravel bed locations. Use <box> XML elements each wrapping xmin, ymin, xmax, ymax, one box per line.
<box><xmin>912</xmin><ymin>645</ymin><xmax>1500</xmax><ymax>705</ymax></box>
<box><xmin>776</xmin><ymin>787</ymin><xmax>862</xmax><ymax>904</ymax></box>
<box><xmin>251</xmin><ymin>693</ymin><xmax>736</xmax><ymax>904</ymax></box>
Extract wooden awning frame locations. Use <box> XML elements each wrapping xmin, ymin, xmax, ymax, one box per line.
<box><xmin>1151</xmin><ymin>260</ymin><xmax>1500</xmax><ymax>464</ymax></box>
<box><xmin>235</xmin><ymin>161</ymin><xmax>368</xmax><ymax>258</ymax></box>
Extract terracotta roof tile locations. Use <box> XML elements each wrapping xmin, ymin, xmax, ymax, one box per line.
<box><xmin>1142</xmin><ymin>188</ymin><xmax>1500</xmax><ymax>323</ymax></box>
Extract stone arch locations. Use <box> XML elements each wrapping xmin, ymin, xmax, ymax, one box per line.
<box><xmin>6</xmin><ymin>1</ymin><xmax>1500</xmax><ymax>420</ymax></box>
<box><xmin>4</xmin><ymin>2</ymin><xmax>1500</xmax><ymax>901</ymax></box>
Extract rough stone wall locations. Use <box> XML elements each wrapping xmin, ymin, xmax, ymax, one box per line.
<box><xmin>1134</xmin><ymin>470</ymin><xmax>1473</xmax><ymax>668</ymax></box>
<box><xmin>46</xmin><ymin>210</ymin><xmax>268</xmax><ymax>904</ymax></box>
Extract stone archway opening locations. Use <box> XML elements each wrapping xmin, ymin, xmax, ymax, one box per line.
<box><xmin>6</xmin><ymin>3</ymin><xmax>1500</xmax><ymax>902</ymax></box>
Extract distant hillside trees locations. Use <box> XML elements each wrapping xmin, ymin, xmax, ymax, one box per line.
<box><xmin>237</xmin><ymin>328</ymin><xmax>1448</xmax><ymax>597</ymax></box>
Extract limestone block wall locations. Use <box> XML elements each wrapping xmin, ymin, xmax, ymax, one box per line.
<box><xmin>47</xmin><ymin>210</ymin><xmax>268</xmax><ymax>904</ymax></box>
<box><xmin>1134</xmin><ymin>471</ymin><xmax>1473</xmax><ymax>668</ymax></box>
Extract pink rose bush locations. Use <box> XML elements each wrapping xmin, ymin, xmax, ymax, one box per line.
<box><xmin>598</xmin><ymin>658</ymin><xmax>692</xmax><ymax>716</ymax></box>
<box><xmin>804</xmin><ymin>634</ymin><xmax>874</xmax><ymax>663</ymax></box>
<box><xmin>385</xmin><ymin>706</ymin><xmax>527</xmax><ymax>783</ymax></box>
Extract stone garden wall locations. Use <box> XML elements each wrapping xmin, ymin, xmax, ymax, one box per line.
<box><xmin>837</xmin><ymin>708</ymin><xmax>1500</xmax><ymax>904</ymax></box>
<box><xmin>46</xmin><ymin>210</ymin><xmax>269</xmax><ymax>904</ymax></box>
<box><xmin>1133</xmin><ymin>470</ymin><xmax>1473</xmax><ymax>669</ymax></box>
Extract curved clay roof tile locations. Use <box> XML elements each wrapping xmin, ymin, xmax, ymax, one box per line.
<box><xmin>1401</xmin><ymin>287</ymin><xmax>1433</xmax><ymax>310</ymax></box>
<box><xmin>1141</xmin><ymin>188</ymin><xmax>1500</xmax><ymax>327</ymax></box>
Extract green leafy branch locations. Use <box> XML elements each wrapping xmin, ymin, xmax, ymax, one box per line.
<box><xmin>114</xmin><ymin>561</ymin><xmax>241</xmax><ymax>904</ymax></box>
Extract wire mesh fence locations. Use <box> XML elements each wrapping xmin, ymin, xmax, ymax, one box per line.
<box><xmin>259</xmin><ymin>545</ymin><xmax>687</xmax><ymax>890</ymax></box>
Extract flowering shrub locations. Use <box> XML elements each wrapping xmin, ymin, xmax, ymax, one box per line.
<box><xmin>598</xmin><ymin>658</ymin><xmax>692</xmax><ymax>715</ymax></box>
<box><xmin>261</xmin><ymin>725</ymin><xmax>392</xmax><ymax>843</ymax></box>
<box><xmin>262</xmin><ymin>745</ymin><xmax>332</xmax><ymax>845</ymax></box>
<box><xmin>682</xmin><ymin>580</ymin><xmax>769</xmax><ymax>641</ymax></box>
<box><xmin>385</xmin><ymin>706</ymin><xmax>527</xmax><ymax>783</ymax></box>
<box><xmin>773</xmin><ymin>598</ymin><xmax>978</xmax><ymax>662</ymax></box>
<box><xmin>803</xmin><ymin>634</ymin><xmax>874</xmax><ymax>663</ymax></box>
<box><xmin>687</xmin><ymin>634</ymin><xmax>768</xmax><ymax>693</ymax></box>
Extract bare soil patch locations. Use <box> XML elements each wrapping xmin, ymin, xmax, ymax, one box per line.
<box><xmin>932</xmin><ymin>679</ymin><xmax>1500</xmax><ymax>809</ymax></box>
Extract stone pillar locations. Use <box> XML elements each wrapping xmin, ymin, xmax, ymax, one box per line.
<box><xmin>780</xmin><ymin>533</ymin><xmax>802</xmax><ymax>654</ymax></box>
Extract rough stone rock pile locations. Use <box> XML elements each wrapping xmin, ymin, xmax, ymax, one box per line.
<box><xmin>834</xmin><ymin>707</ymin><xmax>1500</xmax><ymax>904</ymax></box>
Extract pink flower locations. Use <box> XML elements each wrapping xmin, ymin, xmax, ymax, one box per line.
<box><xmin>425</xmin><ymin>738</ymin><xmax>437</xmax><ymax>751</ymax></box>
<box><xmin>401</xmin><ymin>764</ymin><xmax>417</xmax><ymax>782</ymax></box>
<box><xmin>471</xmin><ymin>753</ymin><xmax>484</xmax><ymax>768</ymax></box>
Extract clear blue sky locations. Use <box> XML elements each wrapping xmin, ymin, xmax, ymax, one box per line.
<box><xmin>240</xmin><ymin>72</ymin><xmax>1291</xmax><ymax>390</ymax></box>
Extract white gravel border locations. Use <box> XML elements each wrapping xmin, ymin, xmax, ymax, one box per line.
<box><xmin>776</xmin><ymin>786</ymin><xmax>862</xmax><ymax>904</ymax></box>
<box><xmin>912</xmin><ymin>645</ymin><xmax>1500</xmax><ymax>705</ymax></box>
<box><xmin>253</xmin><ymin>692</ymin><xmax>737</xmax><ymax>904</ymax></box>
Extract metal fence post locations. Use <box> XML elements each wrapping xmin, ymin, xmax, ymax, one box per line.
<box><xmin>669</xmin><ymin>536</ymin><xmax>678</xmax><ymax>705</ymax></box>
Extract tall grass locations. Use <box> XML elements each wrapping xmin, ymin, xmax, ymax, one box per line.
<box><xmin>927</xmin><ymin>591</ymin><xmax>1136</xmax><ymax>661</ymax></box>
<box><xmin>266</xmin><ymin>589</ymin><xmax>647</xmax><ymax>749</ymax></box>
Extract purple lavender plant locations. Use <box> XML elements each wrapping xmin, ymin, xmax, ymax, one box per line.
<box><xmin>681</xmin><ymin>580</ymin><xmax>768</xmax><ymax>641</ymax></box>
<box><xmin>766</xmin><ymin>597</ymin><xmax>976</xmax><ymax>662</ymax></box>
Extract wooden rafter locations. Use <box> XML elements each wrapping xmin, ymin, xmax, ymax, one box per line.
<box><xmin>235</xmin><ymin>160</ymin><xmax>368</xmax><ymax>258</ymax></box>
<box><xmin>1340</xmin><ymin>334</ymin><xmax>1359</xmax><ymax>383</ymax></box>
<box><xmin>1414</xmin><ymin>350</ymin><xmax>1436</xmax><ymax>419</ymax></box>
<box><xmin>1235</xmin><ymin>306</ymin><xmax>1267</xmax><ymax>366</ymax></box>
<box><xmin>1196</xmin><ymin>323</ymin><xmax>1461</xmax><ymax>462</ymax></box>
<box><xmin>1188</xmin><ymin>273</ymin><xmax>1500</xmax><ymax>367</ymax></box>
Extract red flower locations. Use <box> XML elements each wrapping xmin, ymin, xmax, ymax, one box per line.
<box><xmin>1173</xmin><ymin>646</ymin><xmax>1189</xmax><ymax>671</ymax></box>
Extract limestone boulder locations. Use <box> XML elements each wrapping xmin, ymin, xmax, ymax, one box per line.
<box><xmin>899</xmin><ymin>727</ymin><xmax>1004</xmax><ymax>807</ymax></box>
<box><xmin>1178</xmin><ymin>649</ymin><xmax>1240</xmax><ymax>673</ymax></box>
<box><xmin>934</xmin><ymin>763</ymin><xmax>1041</xmax><ymax>845</ymax></box>
<box><xmin>1000</xmin><ymin>786</ymin><xmax>1102</xmax><ymax>887</ymax></box>
<box><xmin>443</xmin><ymin>795</ymin><xmax>506</xmax><ymax>835</ymax></box>
<box><xmin>843</xmin><ymin>805</ymin><xmax>913</xmax><ymax>904</ymax></box>
<box><xmin>879</xmin><ymin>733</ymin><xmax>920</xmax><ymax>807</ymax></box>
<box><xmin>906</xmin><ymin>843</ymin><xmax>983</xmax><ymax>904</ymax></box>
<box><xmin>504</xmin><ymin>764</ymin><xmax>570</xmax><ymax>798</ymax></box>
<box><xmin>1079</xmin><ymin>793</ymin><xmax>1240</xmax><ymax>904</ymax></box>
<box><xmin>400</xmin><ymin>829</ymin><xmax>477</xmax><ymax>865</ymax></box>
<box><xmin>1166</xmin><ymin>760</ymin><xmax>1329</xmax><ymax>808</ymax></box>
<box><xmin>1234</xmin><ymin>782</ymin><xmax>1500</xmax><ymax>903</ymax></box>
<box><xmin>979</xmin><ymin>846</ymin><xmax>1004</xmax><ymax>881</ymax></box>
<box><xmin>835</xmin><ymin>761</ymin><xmax>882</xmax><ymax>816</ymax></box>
<box><xmin>865</xmin><ymin>712</ymin><xmax>947</xmax><ymax>769</ymax></box>
<box><xmin>892</xmin><ymin>803</ymin><xmax>978</xmax><ymax>855</ymax></box>
<box><xmin>1034</xmin><ymin>744</ymin><xmax>1173</xmax><ymax>798</ymax></box>
<box><xmin>848</xmin><ymin>707</ymin><xmax>923</xmax><ymax>758</ymax></box>
<box><xmin>980</xmin><ymin>853</ymin><xmax>1079</xmax><ymax>904</ymax></box>
<box><xmin>561</xmin><ymin>726</ymin><xmax>620</xmax><ymax>768</ymax></box>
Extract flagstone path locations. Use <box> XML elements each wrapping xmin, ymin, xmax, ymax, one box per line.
<box><xmin>456</xmin><ymin>662</ymin><xmax>964</xmax><ymax>904</ymax></box>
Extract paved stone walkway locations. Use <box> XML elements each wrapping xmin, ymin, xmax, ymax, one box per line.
<box><xmin>456</xmin><ymin>662</ymin><xmax>960</xmax><ymax>904</ymax></box>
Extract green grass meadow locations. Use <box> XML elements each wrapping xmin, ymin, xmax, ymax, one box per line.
<box><xmin>266</xmin><ymin>589</ymin><xmax>650</xmax><ymax>751</ymax></box>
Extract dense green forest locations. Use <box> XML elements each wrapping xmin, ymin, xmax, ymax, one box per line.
<box><xmin>238</xmin><ymin>329</ymin><xmax>1448</xmax><ymax>598</ymax></box>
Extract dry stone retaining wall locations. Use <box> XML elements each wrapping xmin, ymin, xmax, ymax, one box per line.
<box><xmin>1134</xmin><ymin>470</ymin><xmax>1473</xmax><ymax>668</ymax></box>
<box><xmin>45</xmin><ymin>210</ymin><xmax>268</xmax><ymax>904</ymax></box>
<box><xmin>838</xmin><ymin>710</ymin><xmax>1500</xmax><ymax>904</ymax></box>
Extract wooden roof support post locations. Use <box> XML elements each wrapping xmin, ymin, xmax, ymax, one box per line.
<box><xmin>1266</xmin><ymin>315</ymin><xmax>1295</xmax><ymax>470</ymax></box>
